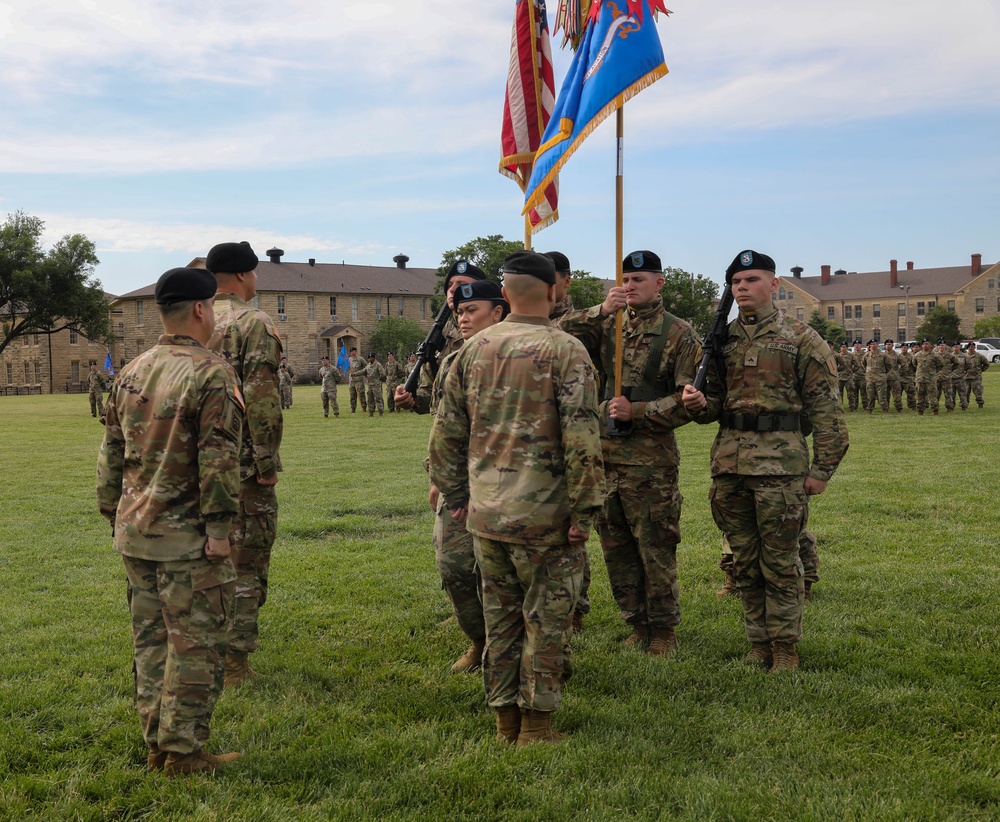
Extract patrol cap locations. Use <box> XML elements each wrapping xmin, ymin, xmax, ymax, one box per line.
<box><xmin>454</xmin><ymin>280</ymin><xmax>510</xmax><ymax>318</ymax></box>
<box><xmin>154</xmin><ymin>267</ymin><xmax>218</xmax><ymax>305</ymax></box>
<box><xmin>623</xmin><ymin>250</ymin><xmax>662</xmax><ymax>274</ymax></box>
<box><xmin>502</xmin><ymin>251</ymin><xmax>556</xmax><ymax>284</ymax></box>
<box><xmin>543</xmin><ymin>251</ymin><xmax>571</xmax><ymax>273</ymax></box>
<box><xmin>206</xmin><ymin>241</ymin><xmax>258</xmax><ymax>275</ymax></box>
<box><xmin>443</xmin><ymin>259</ymin><xmax>487</xmax><ymax>290</ymax></box>
<box><xmin>726</xmin><ymin>249</ymin><xmax>776</xmax><ymax>284</ymax></box>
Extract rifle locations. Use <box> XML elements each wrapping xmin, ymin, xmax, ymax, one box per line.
<box><xmin>402</xmin><ymin>302</ymin><xmax>453</xmax><ymax>396</ymax></box>
<box><xmin>692</xmin><ymin>285</ymin><xmax>735</xmax><ymax>392</ymax></box>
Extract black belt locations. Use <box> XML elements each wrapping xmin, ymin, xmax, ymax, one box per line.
<box><xmin>721</xmin><ymin>411</ymin><xmax>800</xmax><ymax>432</ymax></box>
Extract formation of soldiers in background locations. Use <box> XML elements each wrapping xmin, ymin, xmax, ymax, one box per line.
<box><xmin>833</xmin><ymin>338</ymin><xmax>989</xmax><ymax>415</ymax></box>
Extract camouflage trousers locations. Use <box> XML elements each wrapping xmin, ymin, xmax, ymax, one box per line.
<box><xmin>280</xmin><ymin>384</ymin><xmax>292</xmax><ymax>409</ymax></box>
<box><xmin>89</xmin><ymin>389</ymin><xmax>104</xmax><ymax>417</ymax></box>
<box><xmin>722</xmin><ymin>528</ymin><xmax>819</xmax><ymax>585</ymax></box>
<box><xmin>901</xmin><ymin>378</ymin><xmax>917</xmax><ymax>409</ymax></box>
<box><xmin>229</xmin><ymin>478</ymin><xmax>278</xmax><ymax>655</ymax></box>
<box><xmin>122</xmin><ymin>554</ymin><xmax>234</xmax><ymax>755</ymax></box>
<box><xmin>865</xmin><ymin>378</ymin><xmax>888</xmax><ymax>412</ymax></box>
<box><xmin>937</xmin><ymin>377</ymin><xmax>955</xmax><ymax>411</ymax></box>
<box><xmin>366</xmin><ymin>383</ymin><xmax>384</xmax><ymax>413</ymax></box>
<box><xmin>434</xmin><ymin>498</ymin><xmax>485</xmax><ymax>644</ymax></box>
<box><xmin>321</xmin><ymin>388</ymin><xmax>339</xmax><ymax>416</ymax></box>
<box><xmin>966</xmin><ymin>377</ymin><xmax>985</xmax><ymax>407</ymax></box>
<box><xmin>846</xmin><ymin>379</ymin><xmax>861</xmax><ymax>411</ymax></box>
<box><xmin>886</xmin><ymin>376</ymin><xmax>902</xmax><ymax>411</ymax></box>
<box><xmin>710</xmin><ymin>474</ymin><xmax>807</xmax><ymax>644</ymax></box>
<box><xmin>597</xmin><ymin>463</ymin><xmax>682</xmax><ymax>630</ymax></box>
<box><xmin>954</xmin><ymin>378</ymin><xmax>969</xmax><ymax>410</ymax></box>
<box><xmin>473</xmin><ymin>535</ymin><xmax>584</xmax><ymax>712</ymax></box>
<box><xmin>385</xmin><ymin>381</ymin><xmax>399</xmax><ymax>412</ymax></box>
<box><xmin>349</xmin><ymin>380</ymin><xmax>367</xmax><ymax>412</ymax></box>
<box><xmin>837</xmin><ymin>379</ymin><xmax>849</xmax><ymax>407</ymax></box>
<box><xmin>916</xmin><ymin>379</ymin><xmax>939</xmax><ymax>413</ymax></box>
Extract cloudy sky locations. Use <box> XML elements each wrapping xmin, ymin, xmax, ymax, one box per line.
<box><xmin>2</xmin><ymin>0</ymin><xmax>998</xmax><ymax>296</ymax></box>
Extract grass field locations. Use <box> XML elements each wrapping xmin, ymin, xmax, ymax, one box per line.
<box><xmin>1</xmin><ymin>378</ymin><xmax>999</xmax><ymax>821</ymax></box>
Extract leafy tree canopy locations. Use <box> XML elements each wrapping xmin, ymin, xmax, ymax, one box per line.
<box><xmin>437</xmin><ymin>235</ymin><xmax>523</xmax><ymax>289</ymax></box>
<box><xmin>807</xmin><ymin>310</ymin><xmax>847</xmax><ymax>347</ymax></box>
<box><xmin>659</xmin><ymin>268</ymin><xmax>720</xmax><ymax>336</ymax></box>
<box><xmin>567</xmin><ymin>270</ymin><xmax>606</xmax><ymax>310</ymax></box>
<box><xmin>0</xmin><ymin>211</ymin><xmax>108</xmax><ymax>356</ymax></box>
<box><xmin>915</xmin><ymin>306</ymin><xmax>962</xmax><ymax>344</ymax></box>
<box><xmin>368</xmin><ymin>316</ymin><xmax>427</xmax><ymax>360</ymax></box>
<box><xmin>972</xmin><ymin>315</ymin><xmax>1000</xmax><ymax>338</ymax></box>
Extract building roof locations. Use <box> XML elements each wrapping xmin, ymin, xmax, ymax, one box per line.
<box><xmin>784</xmin><ymin>261</ymin><xmax>997</xmax><ymax>301</ymax></box>
<box><xmin>112</xmin><ymin>258</ymin><xmax>439</xmax><ymax>302</ymax></box>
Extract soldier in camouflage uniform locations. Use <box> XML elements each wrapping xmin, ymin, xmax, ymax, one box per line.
<box><xmin>318</xmin><ymin>355</ymin><xmax>340</xmax><ymax>417</ymax></box>
<box><xmin>847</xmin><ymin>341</ymin><xmax>865</xmax><ymax>411</ymax></box>
<box><xmin>429</xmin><ymin>252</ymin><xmax>605</xmax><ymax>746</ymax></box>
<box><xmin>560</xmin><ymin>250</ymin><xmax>701</xmax><ymax>656</ymax></box>
<box><xmin>88</xmin><ymin>361</ymin><xmax>107</xmax><ymax>418</ymax></box>
<box><xmin>205</xmin><ymin>241</ymin><xmax>284</xmax><ymax>687</ymax></box>
<box><xmin>898</xmin><ymin>344</ymin><xmax>917</xmax><ymax>409</ymax></box>
<box><xmin>96</xmin><ymin>267</ymin><xmax>242</xmax><ymax>776</ymax></box>
<box><xmin>964</xmin><ymin>342</ymin><xmax>989</xmax><ymax>408</ymax></box>
<box><xmin>834</xmin><ymin>344</ymin><xmax>851</xmax><ymax>407</ymax></box>
<box><xmin>279</xmin><ymin>357</ymin><xmax>295</xmax><ymax>406</ymax></box>
<box><xmin>864</xmin><ymin>339</ymin><xmax>891</xmax><ymax>413</ymax></box>
<box><xmin>396</xmin><ymin>280</ymin><xmax>509</xmax><ymax>674</ymax></box>
<box><xmin>683</xmin><ymin>250</ymin><xmax>848</xmax><ymax>673</ymax></box>
<box><xmin>883</xmin><ymin>340</ymin><xmax>903</xmax><ymax>412</ymax></box>
<box><xmin>933</xmin><ymin>340</ymin><xmax>954</xmax><ymax>411</ymax></box>
<box><xmin>364</xmin><ymin>353</ymin><xmax>386</xmax><ymax>416</ymax></box>
<box><xmin>951</xmin><ymin>342</ymin><xmax>968</xmax><ymax>410</ymax></box>
<box><xmin>348</xmin><ymin>347</ymin><xmax>367</xmax><ymax>412</ymax></box>
<box><xmin>384</xmin><ymin>352</ymin><xmax>404</xmax><ymax>413</ymax></box>
<box><xmin>719</xmin><ymin>529</ymin><xmax>820</xmax><ymax>599</ymax></box>
<box><xmin>277</xmin><ymin>364</ymin><xmax>292</xmax><ymax>409</ymax></box>
<box><xmin>913</xmin><ymin>339</ymin><xmax>943</xmax><ymax>415</ymax></box>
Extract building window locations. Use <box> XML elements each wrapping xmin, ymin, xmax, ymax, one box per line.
<box><xmin>873</xmin><ymin>329</ymin><xmax>881</xmax><ymax>343</ymax></box>
<box><xmin>778</xmin><ymin>287</ymin><xmax>786</xmax><ymax>300</ymax></box>
<box><xmin>69</xmin><ymin>329</ymin><xmax>78</xmax><ymax>344</ymax></box>
<box><xmin>796</xmin><ymin>308</ymin><xmax>804</xmax><ymax>321</ymax></box>
<box><xmin>33</xmin><ymin>334</ymin><xmax>39</xmax><ymax>345</ymax></box>
<box><xmin>898</xmin><ymin>328</ymin><xmax>906</xmax><ymax>340</ymax></box>
<box><xmin>916</xmin><ymin>302</ymin><xmax>925</xmax><ymax>316</ymax></box>
<box><xmin>6</xmin><ymin>363</ymin><xmax>12</xmax><ymax>384</ymax></box>
<box><xmin>976</xmin><ymin>298</ymin><xmax>985</xmax><ymax>313</ymax></box>
<box><xmin>927</xmin><ymin>301</ymin><xmax>936</xmax><ymax>312</ymax></box>
<box><xmin>844</xmin><ymin>306</ymin><xmax>853</xmax><ymax>320</ymax></box>
<box><xmin>947</xmin><ymin>300</ymin><xmax>955</xmax><ymax>312</ymax></box>
<box><xmin>23</xmin><ymin>335</ymin><xmax>29</xmax><ymax>347</ymax></box>
<box><xmin>276</xmin><ymin>296</ymin><xmax>286</xmax><ymax>319</ymax></box>
<box><xmin>117</xmin><ymin>322</ymin><xmax>125</xmax><ymax>338</ymax></box>
<box><xmin>787</xmin><ymin>291</ymin><xmax>793</xmax><ymax>301</ymax></box>
<box><xmin>308</xmin><ymin>296</ymin><xmax>315</xmax><ymax>320</ymax></box>
<box><xmin>351</xmin><ymin>297</ymin><xmax>359</xmax><ymax>321</ymax></box>
<box><xmin>827</xmin><ymin>306</ymin><xmax>835</xmax><ymax>319</ymax></box>
<box><xmin>873</xmin><ymin>304</ymin><xmax>880</xmax><ymax>318</ymax></box>
<box><xmin>34</xmin><ymin>362</ymin><xmax>40</xmax><ymax>383</ymax></box>
<box><xmin>397</xmin><ymin>297</ymin><xmax>405</xmax><ymax>317</ymax></box>
<box><xmin>854</xmin><ymin>305</ymin><xmax>862</xmax><ymax>318</ymax></box>
<box><xmin>136</xmin><ymin>300</ymin><xmax>144</xmax><ymax>325</ymax></box>
<box><xmin>897</xmin><ymin>302</ymin><xmax>905</xmax><ymax>317</ymax></box>
<box><xmin>989</xmin><ymin>279</ymin><xmax>995</xmax><ymax>289</ymax></box>
<box><xmin>329</xmin><ymin>296</ymin><xmax>337</xmax><ymax>318</ymax></box>
<box><xmin>375</xmin><ymin>297</ymin><xmax>383</xmax><ymax>318</ymax></box>
<box><xmin>421</xmin><ymin>299</ymin><xmax>427</xmax><ymax>320</ymax></box>
<box><xmin>71</xmin><ymin>361</ymin><xmax>80</xmax><ymax>383</ymax></box>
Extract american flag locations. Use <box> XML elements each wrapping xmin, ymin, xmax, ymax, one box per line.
<box><xmin>500</xmin><ymin>0</ymin><xmax>559</xmax><ymax>232</ymax></box>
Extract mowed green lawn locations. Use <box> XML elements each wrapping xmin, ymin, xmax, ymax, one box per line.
<box><xmin>1</xmin><ymin>376</ymin><xmax>998</xmax><ymax>821</ymax></box>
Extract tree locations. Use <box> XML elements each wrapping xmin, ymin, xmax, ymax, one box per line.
<box><xmin>437</xmin><ymin>235</ymin><xmax>523</xmax><ymax>291</ymax></box>
<box><xmin>807</xmin><ymin>311</ymin><xmax>847</xmax><ymax>347</ymax></box>
<box><xmin>567</xmin><ymin>270</ymin><xmax>606</xmax><ymax>309</ymax></box>
<box><xmin>0</xmin><ymin>211</ymin><xmax>109</xmax><ymax>356</ymax></box>
<box><xmin>368</xmin><ymin>316</ymin><xmax>427</xmax><ymax>359</ymax></box>
<box><xmin>916</xmin><ymin>306</ymin><xmax>962</xmax><ymax>344</ymax></box>
<box><xmin>973</xmin><ymin>316</ymin><xmax>1000</xmax><ymax>338</ymax></box>
<box><xmin>659</xmin><ymin>268</ymin><xmax>720</xmax><ymax>336</ymax></box>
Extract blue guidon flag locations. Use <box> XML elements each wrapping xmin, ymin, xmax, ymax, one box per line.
<box><xmin>104</xmin><ymin>352</ymin><xmax>114</xmax><ymax>376</ymax></box>
<box><xmin>523</xmin><ymin>0</ymin><xmax>667</xmax><ymax>219</ymax></box>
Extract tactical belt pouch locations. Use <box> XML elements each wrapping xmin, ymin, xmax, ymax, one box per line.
<box><xmin>721</xmin><ymin>411</ymin><xmax>799</xmax><ymax>432</ymax></box>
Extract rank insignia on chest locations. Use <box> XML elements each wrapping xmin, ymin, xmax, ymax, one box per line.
<box><xmin>744</xmin><ymin>352</ymin><xmax>758</xmax><ymax>367</ymax></box>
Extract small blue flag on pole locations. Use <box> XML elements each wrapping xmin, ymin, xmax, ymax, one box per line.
<box><xmin>337</xmin><ymin>345</ymin><xmax>349</xmax><ymax>375</ymax></box>
<box><xmin>523</xmin><ymin>0</ymin><xmax>667</xmax><ymax>217</ymax></box>
<box><xmin>104</xmin><ymin>352</ymin><xmax>114</xmax><ymax>375</ymax></box>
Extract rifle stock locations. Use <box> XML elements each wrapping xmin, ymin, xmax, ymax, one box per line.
<box><xmin>692</xmin><ymin>287</ymin><xmax>734</xmax><ymax>393</ymax></box>
<box><xmin>402</xmin><ymin>302</ymin><xmax>453</xmax><ymax>395</ymax></box>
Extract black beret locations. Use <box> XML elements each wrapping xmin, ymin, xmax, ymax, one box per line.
<box><xmin>967</xmin><ymin>342</ymin><xmax>976</xmax><ymax>349</ymax></box>
<box><xmin>867</xmin><ymin>339</ymin><xmax>877</xmax><ymax>345</ymax></box>
<box><xmin>454</xmin><ymin>280</ymin><xmax>510</xmax><ymax>318</ymax></box>
<box><xmin>368</xmin><ymin>352</ymin><xmax>377</xmax><ymax>358</ymax></box>
<box><xmin>206</xmin><ymin>241</ymin><xmax>258</xmax><ymax>275</ymax></box>
<box><xmin>154</xmin><ymin>267</ymin><xmax>218</xmax><ymax>305</ymax></box>
<box><xmin>623</xmin><ymin>250</ymin><xmax>662</xmax><ymax>274</ymax></box>
<box><xmin>543</xmin><ymin>251</ymin><xmax>571</xmax><ymax>272</ymax></box>
<box><xmin>884</xmin><ymin>338</ymin><xmax>893</xmax><ymax>344</ymax></box>
<box><xmin>921</xmin><ymin>338</ymin><xmax>930</xmax><ymax>343</ymax></box>
<box><xmin>726</xmin><ymin>249</ymin><xmax>776</xmax><ymax>283</ymax></box>
<box><xmin>502</xmin><ymin>251</ymin><xmax>556</xmax><ymax>284</ymax></box>
<box><xmin>937</xmin><ymin>338</ymin><xmax>946</xmax><ymax>344</ymax></box>
<box><xmin>443</xmin><ymin>260</ymin><xmax>487</xmax><ymax>289</ymax></box>
<box><xmin>321</xmin><ymin>355</ymin><xmax>330</xmax><ymax>360</ymax></box>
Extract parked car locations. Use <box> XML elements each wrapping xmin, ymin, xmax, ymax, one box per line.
<box><xmin>973</xmin><ymin>342</ymin><xmax>1000</xmax><ymax>362</ymax></box>
<box><xmin>978</xmin><ymin>337</ymin><xmax>1000</xmax><ymax>350</ymax></box>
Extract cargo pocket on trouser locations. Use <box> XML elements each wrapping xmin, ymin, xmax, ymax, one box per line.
<box><xmin>528</xmin><ymin>652</ymin><xmax>568</xmax><ymax>712</ymax></box>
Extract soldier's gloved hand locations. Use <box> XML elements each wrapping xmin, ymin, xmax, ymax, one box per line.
<box><xmin>205</xmin><ymin>536</ymin><xmax>231</xmax><ymax>561</ymax></box>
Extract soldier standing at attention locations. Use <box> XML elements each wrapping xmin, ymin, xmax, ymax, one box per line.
<box><xmin>348</xmin><ymin>347</ymin><xmax>368</xmax><ymax>413</ymax></box>
<box><xmin>834</xmin><ymin>344</ymin><xmax>851</xmax><ymax>407</ymax></box>
<box><xmin>883</xmin><ymin>340</ymin><xmax>903</xmax><ymax>412</ymax></box>
<box><xmin>279</xmin><ymin>357</ymin><xmax>295</xmax><ymax>406</ymax></box>
<box><xmin>682</xmin><ymin>250</ymin><xmax>848</xmax><ymax>673</ymax></box>
<box><xmin>964</xmin><ymin>341</ymin><xmax>989</xmax><ymax>409</ymax></box>
<box><xmin>97</xmin><ymin>267</ymin><xmax>243</xmax><ymax>776</ymax></box>
<box><xmin>898</xmin><ymin>344</ymin><xmax>917</xmax><ymax>410</ymax></box>
<box><xmin>278</xmin><ymin>363</ymin><xmax>292</xmax><ymax>410</ymax></box>
<box><xmin>864</xmin><ymin>339</ymin><xmax>891</xmax><ymax>414</ymax></box>
<box><xmin>559</xmin><ymin>250</ymin><xmax>701</xmax><ymax>656</ymax></box>
<box><xmin>429</xmin><ymin>251</ymin><xmax>605</xmax><ymax>746</ymax></box>
<box><xmin>318</xmin><ymin>355</ymin><xmax>340</xmax><ymax>418</ymax></box>
<box><xmin>914</xmin><ymin>338</ymin><xmax>943</xmax><ymax>415</ymax></box>
<box><xmin>88</xmin><ymin>361</ymin><xmax>106</xmax><ymax>418</ymax></box>
<box><xmin>205</xmin><ymin>241</ymin><xmax>284</xmax><ymax>687</ymax></box>
<box><xmin>951</xmin><ymin>341</ymin><xmax>968</xmax><ymax>411</ymax></box>
<box><xmin>384</xmin><ymin>352</ymin><xmax>404</xmax><ymax>413</ymax></box>
<box><xmin>847</xmin><ymin>341</ymin><xmax>865</xmax><ymax>412</ymax></box>
<box><xmin>364</xmin><ymin>353</ymin><xmax>386</xmax><ymax>416</ymax></box>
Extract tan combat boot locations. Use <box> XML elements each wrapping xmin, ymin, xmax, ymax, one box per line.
<box><xmin>516</xmin><ymin>709</ymin><xmax>565</xmax><ymax>747</ymax></box>
<box><xmin>147</xmin><ymin>747</ymin><xmax>168</xmax><ymax>772</ymax></box>
<box><xmin>716</xmin><ymin>571</ymin><xmax>738</xmax><ymax>599</ymax></box>
<box><xmin>571</xmin><ymin>612</ymin><xmax>585</xmax><ymax>634</ymax></box>
<box><xmin>495</xmin><ymin>706</ymin><xmax>521</xmax><ymax>744</ymax></box>
<box><xmin>647</xmin><ymin>627</ymin><xmax>678</xmax><ymax>657</ymax></box>
<box><xmin>450</xmin><ymin>640</ymin><xmax>485</xmax><ymax>674</ymax></box>
<box><xmin>746</xmin><ymin>641</ymin><xmax>773</xmax><ymax>668</ymax></box>
<box><xmin>623</xmin><ymin>624</ymin><xmax>649</xmax><ymax>647</ymax></box>
<box><xmin>164</xmin><ymin>749</ymin><xmax>241</xmax><ymax>777</ymax></box>
<box><xmin>224</xmin><ymin>651</ymin><xmax>262</xmax><ymax>688</ymax></box>
<box><xmin>770</xmin><ymin>641</ymin><xmax>800</xmax><ymax>672</ymax></box>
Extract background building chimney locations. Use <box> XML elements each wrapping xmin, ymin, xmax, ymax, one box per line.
<box><xmin>790</xmin><ymin>266</ymin><xmax>803</xmax><ymax>278</ymax></box>
<box><xmin>393</xmin><ymin>254</ymin><xmax>410</xmax><ymax>270</ymax></box>
<box><xmin>267</xmin><ymin>247</ymin><xmax>284</xmax><ymax>264</ymax></box>
<box><xmin>308</xmin><ymin>258</ymin><xmax>315</xmax><ymax>267</ymax></box>
<box><xmin>971</xmin><ymin>253</ymin><xmax>982</xmax><ymax>276</ymax></box>
<box><xmin>906</xmin><ymin>261</ymin><xmax>914</xmax><ymax>270</ymax></box>
<box><xmin>890</xmin><ymin>259</ymin><xmax>898</xmax><ymax>288</ymax></box>
<box><xmin>834</xmin><ymin>269</ymin><xmax>847</xmax><ymax>276</ymax></box>
<box><xmin>821</xmin><ymin>264</ymin><xmax>831</xmax><ymax>285</ymax></box>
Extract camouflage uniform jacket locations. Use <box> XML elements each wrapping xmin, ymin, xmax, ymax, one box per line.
<box><xmin>88</xmin><ymin>370</ymin><xmax>107</xmax><ymax>393</ymax></box>
<box><xmin>935</xmin><ymin>350</ymin><xmax>955</xmax><ymax>381</ymax></box>
<box><xmin>898</xmin><ymin>351</ymin><xmax>915</xmax><ymax>379</ymax></box>
<box><xmin>914</xmin><ymin>349</ymin><xmax>943</xmax><ymax>382</ymax></box>
<box><xmin>278</xmin><ymin>367</ymin><xmax>292</xmax><ymax>391</ymax></box>
<box><xmin>558</xmin><ymin>296</ymin><xmax>701</xmax><ymax>467</ymax></box>
<box><xmin>208</xmin><ymin>292</ymin><xmax>284</xmax><ymax>482</ymax></box>
<box><xmin>851</xmin><ymin>350</ymin><xmax>867</xmax><ymax>379</ymax></box>
<box><xmin>549</xmin><ymin>295</ymin><xmax>575</xmax><ymax>323</ymax></box>
<box><xmin>318</xmin><ymin>364</ymin><xmax>340</xmax><ymax>391</ymax></box>
<box><xmin>364</xmin><ymin>360</ymin><xmax>386</xmax><ymax>385</ymax></box>
<box><xmin>384</xmin><ymin>359</ymin><xmax>404</xmax><ymax>383</ymax></box>
<box><xmin>96</xmin><ymin>334</ymin><xmax>243</xmax><ymax>561</ymax></box>
<box><xmin>884</xmin><ymin>350</ymin><xmax>901</xmax><ymax>380</ymax></box>
<box><xmin>964</xmin><ymin>351</ymin><xmax>989</xmax><ymax>377</ymax></box>
<box><xmin>950</xmin><ymin>351</ymin><xmax>965</xmax><ymax>380</ymax></box>
<box><xmin>695</xmin><ymin>303</ymin><xmax>848</xmax><ymax>482</ymax></box>
<box><xmin>410</xmin><ymin>349</ymin><xmax>458</xmax><ymax>416</ymax></box>
<box><xmin>428</xmin><ymin>314</ymin><xmax>606</xmax><ymax>544</ymax></box>
<box><xmin>839</xmin><ymin>351</ymin><xmax>856</xmax><ymax>380</ymax></box>
<box><xmin>833</xmin><ymin>352</ymin><xmax>848</xmax><ymax>380</ymax></box>
<box><xmin>348</xmin><ymin>355</ymin><xmax>367</xmax><ymax>384</ymax></box>
<box><xmin>864</xmin><ymin>350</ymin><xmax>891</xmax><ymax>379</ymax></box>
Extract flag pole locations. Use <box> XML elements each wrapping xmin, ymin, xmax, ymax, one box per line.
<box><xmin>614</xmin><ymin>106</ymin><xmax>624</xmax><ymax>396</ymax></box>
<box><xmin>524</xmin><ymin>161</ymin><xmax>533</xmax><ymax>250</ymax></box>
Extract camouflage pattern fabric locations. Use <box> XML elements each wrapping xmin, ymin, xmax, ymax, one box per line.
<box><xmin>434</xmin><ymin>497</ymin><xmax>485</xmax><ymax>644</ymax></box>
<box><xmin>473</xmin><ymin>535</ymin><xmax>584</xmax><ymax>711</ymax></box>
<box><xmin>364</xmin><ymin>359</ymin><xmax>386</xmax><ymax>413</ymax></box>
<box><xmin>228</xmin><ymin>478</ymin><xmax>278</xmax><ymax>654</ymax></box>
<box><xmin>384</xmin><ymin>358</ymin><xmax>404</xmax><ymax>412</ymax></box>
<box><xmin>834</xmin><ymin>351</ymin><xmax>850</xmax><ymax>406</ymax></box>
<box><xmin>841</xmin><ymin>351</ymin><xmax>859</xmax><ymax>410</ymax></box>
<box><xmin>898</xmin><ymin>351</ymin><xmax>917</xmax><ymax>409</ymax></box>
<box><xmin>914</xmin><ymin>348</ymin><xmax>943</xmax><ymax>413</ymax></box>
<box><xmin>123</xmin><ymin>555</ymin><xmax>234</xmax><ymax>754</ymax></box>
<box><xmin>864</xmin><ymin>349</ymin><xmax>890</xmax><ymax>412</ymax></box>
<box><xmin>965</xmin><ymin>351</ymin><xmax>989</xmax><ymax>407</ymax></box>
<box><xmin>278</xmin><ymin>367</ymin><xmax>292</xmax><ymax>409</ymax></box>
<box><xmin>936</xmin><ymin>349</ymin><xmax>957</xmax><ymax>410</ymax></box>
<box><xmin>884</xmin><ymin>349</ymin><xmax>903</xmax><ymax>411</ymax></box>
<box><xmin>319</xmin><ymin>364</ymin><xmax>340</xmax><ymax>416</ymax></box>
<box><xmin>88</xmin><ymin>369</ymin><xmax>106</xmax><ymax>417</ymax></box>
<box><xmin>721</xmin><ymin>528</ymin><xmax>819</xmax><ymax>585</ymax></box>
<box><xmin>348</xmin><ymin>354</ymin><xmax>368</xmax><ymax>411</ymax></box>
